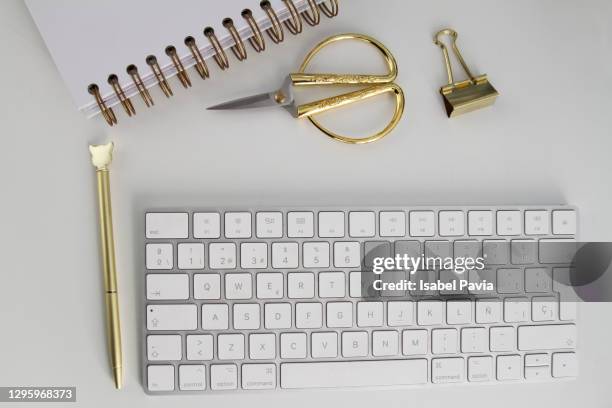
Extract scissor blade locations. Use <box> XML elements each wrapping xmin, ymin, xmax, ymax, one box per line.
<box><xmin>207</xmin><ymin>91</ymin><xmax>282</xmax><ymax>111</ymax></box>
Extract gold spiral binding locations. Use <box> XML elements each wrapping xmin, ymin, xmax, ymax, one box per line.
<box><xmin>318</xmin><ymin>0</ymin><xmax>339</xmax><ymax>17</ymax></box>
<box><xmin>165</xmin><ymin>46</ymin><xmax>192</xmax><ymax>88</ymax></box>
<box><xmin>89</xmin><ymin>1</ymin><xmax>340</xmax><ymax>125</ymax></box>
<box><xmin>204</xmin><ymin>27</ymin><xmax>230</xmax><ymax>69</ymax></box>
<box><xmin>184</xmin><ymin>36</ymin><xmax>210</xmax><ymax>79</ymax></box>
<box><xmin>146</xmin><ymin>55</ymin><xmax>173</xmax><ymax>97</ymax></box>
<box><xmin>300</xmin><ymin>0</ymin><xmax>321</xmax><ymax>26</ymax></box>
<box><xmin>260</xmin><ymin>1</ymin><xmax>284</xmax><ymax>44</ymax></box>
<box><xmin>223</xmin><ymin>18</ymin><xmax>248</xmax><ymax>61</ymax></box>
<box><xmin>241</xmin><ymin>9</ymin><xmax>265</xmax><ymax>52</ymax></box>
<box><xmin>88</xmin><ymin>84</ymin><xmax>117</xmax><ymax>126</ymax></box>
<box><xmin>282</xmin><ymin>0</ymin><xmax>302</xmax><ymax>35</ymax></box>
<box><xmin>126</xmin><ymin>64</ymin><xmax>154</xmax><ymax>107</ymax></box>
<box><xmin>107</xmin><ymin>74</ymin><xmax>135</xmax><ymax>116</ymax></box>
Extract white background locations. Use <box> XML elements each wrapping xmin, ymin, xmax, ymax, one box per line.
<box><xmin>0</xmin><ymin>0</ymin><xmax>611</xmax><ymax>407</ymax></box>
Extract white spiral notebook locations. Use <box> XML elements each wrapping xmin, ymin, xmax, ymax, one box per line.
<box><xmin>26</xmin><ymin>0</ymin><xmax>339</xmax><ymax>125</ymax></box>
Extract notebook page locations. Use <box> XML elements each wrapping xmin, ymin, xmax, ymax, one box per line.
<box><xmin>26</xmin><ymin>0</ymin><xmax>324</xmax><ymax>117</ymax></box>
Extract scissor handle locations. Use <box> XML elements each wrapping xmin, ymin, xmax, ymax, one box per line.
<box><xmin>290</xmin><ymin>33</ymin><xmax>397</xmax><ymax>86</ymax></box>
<box><xmin>297</xmin><ymin>83</ymin><xmax>405</xmax><ymax>144</ymax></box>
<box><xmin>293</xmin><ymin>33</ymin><xmax>405</xmax><ymax>144</ymax></box>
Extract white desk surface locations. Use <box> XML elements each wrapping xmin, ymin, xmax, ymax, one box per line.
<box><xmin>1</xmin><ymin>0</ymin><xmax>611</xmax><ymax>406</ymax></box>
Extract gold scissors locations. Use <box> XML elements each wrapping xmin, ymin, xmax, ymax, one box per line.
<box><xmin>207</xmin><ymin>33</ymin><xmax>405</xmax><ymax>144</ymax></box>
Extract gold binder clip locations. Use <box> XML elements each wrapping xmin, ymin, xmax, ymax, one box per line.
<box><xmin>434</xmin><ymin>28</ymin><xmax>498</xmax><ymax>117</ymax></box>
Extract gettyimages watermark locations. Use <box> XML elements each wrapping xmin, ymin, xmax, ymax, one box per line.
<box><xmin>360</xmin><ymin>241</ymin><xmax>612</xmax><ymax>302</ymax></box>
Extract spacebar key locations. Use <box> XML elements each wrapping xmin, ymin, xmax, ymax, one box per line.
<box><xmin>281</xmin><ymin>359</ymin><xmax>428</xmax><ymax>389</ymax></box>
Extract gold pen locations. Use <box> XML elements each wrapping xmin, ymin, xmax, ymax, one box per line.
<box><xmin>89</xmin><ymin>142</ymin><xmax>123</xmax><ymax>389</ymax></box>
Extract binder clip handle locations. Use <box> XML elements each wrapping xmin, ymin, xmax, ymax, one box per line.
<box><xmin>434</xmin><ymin>28</ymin><xmax>475</xmax><ymax>85</ymax></box>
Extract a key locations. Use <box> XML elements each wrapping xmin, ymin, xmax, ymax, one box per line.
<box><xmin>525</xmin><ymin>267</ymin><xmax>552</xmax><ymax>293</ymax></box>
<box><xmin>240</xmin><ymin>242</ymin><xmax>268</xmax><ymax>269</ymax></box>
<box><xmin>224</xmin><ymin>212</ymin><xmax>252</xmax><ymax>238</ymax></box>
<box><xmin>461</xmin><ymin>327</ymin><xmax>488</xmax><ymax>353</ymax></box>
<box><xmin>511</xmin><ymin>239</ymin><xmax>537</xmax><ymax>264</ymax></box>
<box><xmin>147</xmin><ymin>365</ymin><xmax>174</xmax><ymax>391</ymax></box>
<box><xmin>504</xmin><ymin>297</ymin><xmax>530</xmax><ymax>322</ymax></box>
<box><xmin>490</xmin><ymin>326</ymin><xmax>516</xmax><ymax>351</ymax></box>
<box><xmin>209</xmin><ymin>243</ymin><xmax>236</xmax><ymax>269</ymax></box>
<box><xmin>475</xmin><ymin>299</ymin><xmax>502</xmax><ymax>323</ymax></box>
<box><xmin>357</xmin><ymin>301</ymin><xmax>383</xmax><ymax>327</ymax></box>
<box><xmin>210</xmin><ymin>364</ymin><xmax>237</xmax><ymax>390</ymax></box>
<box><xmin>380</xmin><ymin>211</ymin><xmax>406</xmax><ymax>237</ymax></box>
<box><xmin>147</xmin><ymin>305</ymin><xmax>197</xmax><ymax>331</ymax></box>
<box><xmin>496</xmin><ymin>210</ymin><xmax>521</xmax><ymax>236</ymax></box>
<box><xmin>446</xmin><ymin>300</ymin><xmax>472</xmax><ymax>324</ymax></box>
<box><xmin>341</xmin><ymin>331</ymin><xmax>368</xmax><ymax>357</ymax></box>
<box><xmin>242</xmin><ymin>364</ymin><xmax>276</xmax><ymax>390</ymax></box>
<box><xmin>387</xmin><ymin>301</ymin><xmax>413</xmax><ymax>326</ymax></box>
<box><xmin>497</xmin><ymin>268</ymin><xmax>523</xmax><ymax>294</ymax></box>
<box><xmin>372</xmin><ymin>330</ymin><xmax>399</xmax><ymax>356</ymax></box>
<box><xmin>147</xmin><ymin>335</ymin><xmax>182</xmax><ymax>361</ymax></box>
<box><xmin>482</xmin><ymin>240</ymin><xmax>509</xmax><ymax>265</ymax></box>
<box><xmin>311</xmin><ymin>332</ymin><xmax>338</xmax><ymax>358</ymax></box>
<box><xmin>256</xmin><ymin>272</ymin><xmax>284</xmax><ymax>299</ymax></box>
<box><xmin>531</xmin><ymin>296</ymin><xmax>558</xmax><ymax>321</ymax></box>
<box><xmin>349</xmin><ymin>211</ymin><xmax>375</xmax><ymax>237</ymax></box>
<box><xmin>256</xmin><ymin>212</ymin><xmax>283</xmax><ymax>238</ymax></box>
<box><xmin>439</xmin><ymin>210</ymin><xmax>465</xmax><ymax>236</ymax></box>
<box><xmin>518</xmin><ymin>324</ymin><xmax>576</xmax><ymax>350</ymax></box>
<box><xmin>552</xmin><ymin>352</ymin><xmax>577</xmax><ymax>378</ymax></box>
<box><xmin>318</xmin><ymin>272</ymin><xmax>345</xmax><ymax>298</ymax></box>
<box><xmin>233</xmin><ymin>303</ymin><xmax>260</xmax><ymax>330</ymax></box>
<box><xmin>552</xmin><ymin>210</ymin><xmax>576</xmax><ymax>235</ymax></box>
<box><xmin>272</xmin><ymin>242</ymin><xmax>299</xmax><ymax>269</ymax></box>
<box><xmin>326</xmin><ymin>302</ymin><xmax>353</xmax><ymax>328</ymax></box>
<box><xmin>193</xmin><ymin>212</ymin><xmax>221</xmax><ymax>238</ymax></box>
<box><xmin>468</xmin><ymin>356</ymin><xmax>493</xmax><ymax>382</ymax></box>
<box><xmin>431</xmin><ymin>357</ymin><xmax>464</xmax><ymax>383</ymax></box>
<box><xmin>146</xmin><ymin>244</ymin><xmax>173</xmax><ymax>270</ymax></box>
<box><xmin>318</xmin><ymin>212</ymin><xmax>345</xmax><ymax>238</ymax></box>
<box><xmin>496</xmin><ymin>355</ymin><xmax>521</xmax><ymax>380</ymax></box>
<box><xmin>186</xmin><ymin>334</ymin><xmax>213</xmax><ymax>360</ymax></box>
<box><xmin>280</xmin><ymin>333</ymin><xmax>307</xmax><ymax>359</ymax></box>
<box><xmin>225</xmin><ymin>273</ymin><xmax>252</xmax><ymax>299</ymax></box>
<box><xmin>288</xmin><ymin>212</ymin><xmax>314</xmax><ymax>238</ymax></box>
<box><xmin>525</xmin><ymin>210</ymin><xmax>550</xmax><ymax>235</ymax></box>
<box><xmin>402</xmin><ymin>330</ymin><xmax>428</xmax><ymax>355</ymax></box>
<box><xmin>295</xmin><ymin>303</ymin><xmax>322</xmax><ymax>328</ymax></box>
<box><xmin>218</xmin><ymin>334</ymin><xmax>245</xmax><ymax>360</ymax></box>
<box><xmin>179</xmin><ymin>365</ymin><xmax>206</xmax><ymax>391</ymax></box>
<box><xmin>202</xmin><ymin>304</ymin><xmax>229</xmax><ymax>330</ymax></box>
<box><xmin>468</xmin><ymin>210</ymin><xmax>493</xmax><ymax>236</ymax></box>
<box><xmin>176</xmin><ymin>243</ymin><xmax>204</xmax><ymax>270</ymax></box>
<box><xmin>288</xmin><ymin>272</ymin><xmax>315</xmax><ymax>299</ymax></box>
<box><xmin>333</xmin><ymin>241</ymin><xmax>360</xmax><ymax>268</ymax></box>
<box><xmin>249</xmin><ymin>333</ymin><xmax>276</xmax><ymax>359</ymax></box>
<box><xmin>146</xmin><ymin>274</ymin><xmax>189</xmax><ymax>300</ymax></box>
<box><xmin>417</xmin><ymin>300</ymin><xmax>444</xmax><ymax>325</ymax></box>
<box><xmin>264</xmin><ymin>303</ymin><xmax>292</xmax><ymax>329</ymax></box>
<box><xmin>146</xmin><ymin>213</ymin><xmax>188</xmax><ymax>239</ymax></box>
<box><xmin>193</xmin><ymin>274</ymin><xmax>221</xmax><ymax>299</ymax></box>
<box><xmin>303</xmin><ymin>242</ymin><xmax>330</xmax><ymax>268</ymax></box>
<box><xmin>432</xmin><ymin>329</ymin><xmax>458</xmax><ymax>354</ymax></box>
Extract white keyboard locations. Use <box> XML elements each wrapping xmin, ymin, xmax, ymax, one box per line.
<box><xmin>143</xmin><ymin>206</ymin><xmax>578</xmax><ymax>393</ymax></box>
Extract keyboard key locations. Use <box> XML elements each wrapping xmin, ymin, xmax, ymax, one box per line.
<box><xmin>511</xmin><ymin>239</ymin><xmax>537</xmax><ymax>264</ymax></box>
<box><xmin>218</xmin><ymin>334</ymin><xmax>245</xmax><ymax>359</ymax></box>
<box><xmin>177</xmin><ymin>243</ymin><xmax>204</xmax><ymax>269</ymax></box>
<box><xmin>431</xmin><ymin>357</ymin><xmax>464</xmax><ymax>383</ymax></box>
<box><xmin>364</xmin><ymin>241</ymin><xmax>391</xmax><ymax>270</ymax></box>
<box><xmin>476</xmin><ymin>299</ymin><xmax>502</xmax><ymax>323</ymax></box>
<box><xmin>333</xmin><ymin>241</ymin><xmax>360</xmax><ymax>267</ymax></box>
<box><xmin>525</xmin><ymin>210</ymin><xmax>550</xmax><ymax>235</ymax></box>
<box><xmin>281</xmin><ymin>360</ymin><xmax>427</xmax><ymax>389</ymax></box>
<box><xmin>497</xmin><ymin>210</ymin><xmax>521</xmax><ymax>235</ymax></box>
<box><xmin>256</xmin><ymin>272</ymin><xmax>283</xmax><ymax>299</ymax></box>
<box><xmin>518</xmin><ymin>324</ymin><xmax>576</xmax><ymax>350</ymax></box>
<box><xmin>402</xmin><ymin>330</ymin><xmax>428</xmax><ymax>355</ymax></box>
<box><xmin>349</xmin><ymin>211</ymin><xmax>375</xmax><ymax>237</ymax></box>
<box><xmin>186</xmin><ymin>334</ymin><xmax>213</xmax><ymax>360</ymax></box>
<box><xmin>240</xmin><ymin>242</ymin><xmax>268</xmax><ymax>269</ymax></box>
<box><xmin>242</xmin><ymin>364</ymin><xmax>276</xmax><ymax>390</ymax></box>
<box><xmin>288</xmin><ymin>273</ymin><xmax>314</xmax><ymax>299</ymax></box>
<box><xmin>497</xmin><ymin>268</ymin><xmax>523</xmax><ymax>294</ymax></box>
<box><xmin>341</xmin><ymin>331</ymin><xmax>368</xmax><ymax>357</ymax></box>
<box><xmin>468</xmin><ymin>356</ymin><xmax>493</xmax><ymax>382</ymax></box>
<box><xmin>202</xmin><ymin>304</ymin><xmax>229</xmax><ymax>330</ymax></box>
<box><xmin>318</xmin><ymin>212</ymin><xmax>345</xmax><ymax>238</ymax></box>
<box><xmin>210</xmin><ymin>364</ymin><xmax>238</xmax><ymax>390</ymax></box>
<box><xmin>496</xmin><ymin>355</ymin><xmax>521</xmax><ymax>380</ymax></box>
<box><xmin>146</xmin><ymin>213</ymin><xmax>188</xmax><ymax>239</ymax></box>
<box><xmin>148</xmin><ymin>365</ymin><xmax>174</xmax><ymax>391</ymax></box>
<box><xmin>482</xmin><ymin>240</ymin><xmax>509</xmax><ymax>265</ymax></box>
<box><xmin>379</xmin><ymin>211</ymin><xmax>406</xmax><ymax>237</ymax></box>
<box><xmin>524</xmin><ymin>365</ymin><xmax>550</xmax><ymax>380</ymax></box>
<box><xmin>468</xmin><ymin>211</ymin><xmax>493</xmax><ymax>236</ymax></box>
<box><xmin>539</xmin><ymin>238</ymin><xmax>577</xmax><ymax>264</ymax></box>
<box><xmin>272</xmin><ymin>242</ymin><xmax>299</xmax><ymax>269</ymax></box>
<box><xmin>146</xmin><ymin>274</ymin><xmax>189</xmax><ymax>300</ymax></box>
<box><xmin>552</xmin><ymin>210</ymin><xmax>576</xmax><ymax>235</ymax></box>
<box><xmin>264</xmin><ymin>303</ymin><xmax>291</xmax><ymax>329</ymax></box>
<box><xmin>387</xmin><ymin>301</ymin><xmax>413</xmax><ymax>326</ymax></box>
<box><xmin>357</xmin><ymin>302</ymin><xmax>383</xmax><ymax>327</ymax></box>
<box><xmin>179</xmin><ymin>365</ymin><xmax>206</xmax><ymax>390</ymax></box>
<box><xmin>193</xmin><ymin>274</ymin><xmax>221</xmax><ymax>299</ymax></box>
<box><xmin>233</xmin><ymin>303</ymin><xmax>260</xmax><ymax>329</ymax></box>
<box><xmin>525</xmin><ymin>353</ymin><xmax>550</xmax><ymax>367</ymax></box>
<box><xmin>552</xmin><ymin>352</ymin><xmax>577</xmax><ymax>378</ymax></box>
<box><xmin>417</xmin><ymin>300</ymin><xmax>444</xmax><ymax>325</ymax></box>
<box><xmin>326</xmin><ymin>302</ymin><xmax>353</xmax><ymax>328</ymax></box>
<box><xmin>446</xmin><ymin>300</ymin><xmax>471</xmax><ymax>324</ymax></box>
<box><xmin>409</xmin><ymin>211</ymin><xmax>435</xmax><ymax>237</ymax></box>
<box><xmin>439</xmin><ymin>211</ymin><xmax>465</xmax><ymax>236</ymax></box>
<box><xmin>311</xmin><ymin>332</ymin><xmax>338</xmax><ymax>358</ymax></box>
<box><xmin>249</xmin><ymin>333</ymin><xmax>276</xmax><ymax>359</ymax></box>
<box><xmin>372</xmin><ymin>330</ymin><xmax>399</xmax><ymax>356</ymax></box>
<box><xmin>256</xmin><ymin>212</ymin><xmax>283</xmax><ymax>238</ymax></box>
<box><xmin>318</xmin><ymin>272</ymin><xmax>345</xmax><ymax>298</ymax></box>
<box><xmin>225</xmin><ymin>212</ymin><xmax>252</xmax><ymax>238</ymax></box>
<box><xmin>193</xmin><ymin>212</ymin><xmax>221</xmax><ymax>238</ymax></box>
<box><xmin>504</xmin><ymin>298</ymin><xmax>529</xmax><ymax>322</ymax></box>
<box><xmin>209</xmin><ymin>243</ymin><xmax>236</xmax><ymax>269</ymax></box>
<box><xmin>490</xmin><ymin>326</ymin><xmax>516</xmax><ymax>351</ymax></box>
<box><xmin>432</xmin><ymin>328</ymin><xmax>458</xmax><ymax>354</ymax></box>
<box><xmin>288</xmin><ymin>212</ymin><xmax>314</xmax><ymax>238</ymax></box>
<box><xmin>281</xmin><ymin>333</ymin><xmax>307</xmax><ymax>358</ymax></box>
<box><xmin>147</xmin><ymin>335</ymin><xmax>182</xmax><ymax>361</ymax></box>
<box><xmin>146</xmin><ymin>243</ymin><xmax>173</xmax><ymax>270</ymax></box>
<box><xmin>147</xmin><ymin>305</ymin><xmax>197</xmax><ymax>331</ymax></box>
<box><xmin>303</xmin><ymin>242</ymin><xmax>330</xmax><ymax>268</ymax></box>
<box><xmin>295</xmin><ymin>303</ymin><xmax>322</xmax><ymax>328</ymax></box>
<box><xmin>531</xmin><ymin>296</ymin><xmax>558</xmax><ymax>321</ymax></box>
<box><xmin>225</xmin><ymin>273</ymin><xmax>252</xmax><ymax>299</ymax></box>
<box><xmin>461</xmin><ymin>327</ymin><xmax>487</xmax><ymax>353</ymax></box>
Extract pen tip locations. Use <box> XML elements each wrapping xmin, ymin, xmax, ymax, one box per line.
<box><xmin>113</xmin><ymin>366</ymin><xmax>123</xmax><ymax>389</ymax></box>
